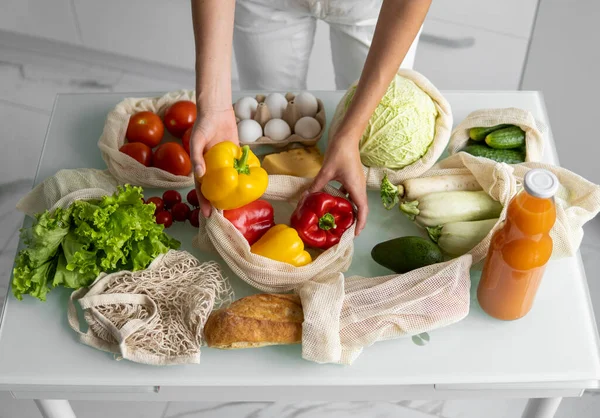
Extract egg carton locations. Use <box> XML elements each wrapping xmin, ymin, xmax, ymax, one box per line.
<box><xmin>235</xmin><ymin>92</ymin><xmax>326</xmax><ymax>148</ymax></box>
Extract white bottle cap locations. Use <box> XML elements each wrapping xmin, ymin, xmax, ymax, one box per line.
<box><xmin>524</xmin><ymin>169</ymin><xmax>559</xmax><ymax>199</ymax></box>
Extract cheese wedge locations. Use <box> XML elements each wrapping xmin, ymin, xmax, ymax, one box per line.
<box><xmin>262</xmin><ymin>147</ymin><xmax>323</xmax><ymax>178</ymax></box>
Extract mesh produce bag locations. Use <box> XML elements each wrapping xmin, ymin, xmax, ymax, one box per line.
<box><xmin>194</xmin><ymin>176</ymin><xmax>355</xmax><ymax>293</ymax></box>
<box><xmin>448</xmin><ymin>107</ymin><xmax>546</xmax><ymax>162</ymax></box>
<box><xmin>297</xmin><ymin>153</ymin><xmax>599</xmax><ymax>365</ymax></box>
<box><xmin>16</xmin><ymin>168</ymin><xmax>118</xmax><ymax>218</ymax></box>
<box><xmin>98</xmin><ymin>90</ymin><xmax>196</xmax><ymax>189</ymax></box>
<box><xmin>424</xmin><ymin>153</ymin><xmax>600</xmax><ymax>261</ymax></box>
<box><xmin>328</xmin><ymin>69</ymin><xmax>453</xmax><ymax>189</ymax></box>
<box><xmin>67</xmin><ymin>250</ymin><xmax>233</xmax><ymax>365</ymax></box>
<box><xmin>299</xmin><ymin>256</ymin><xmax>472</xmax><ymax>365</ymax></box>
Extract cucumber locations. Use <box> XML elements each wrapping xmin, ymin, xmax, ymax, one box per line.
<box><xmin>371</xmin><ymin>236</ymin><xmax>443</xmax><ymax>274</ymax></box>
<box><xmin>485</xmin><ymin>126</ymin><xmax>526</xmax><ymax>149</ymax></box>
<box><xmin>469</xmin><ymin>124</ymin><xmax>512</xmax><ymax>141</ymax></box>
<box><xmin>462</xmin><ymin>144</ymin><xmax>525</xmax><ymax>164</ymax></box>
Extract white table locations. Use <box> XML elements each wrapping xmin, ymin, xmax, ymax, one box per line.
<box><xmin>0</xmin><ymin>91</ymin><xmax>598</xmax><ymax>418</ymax></box>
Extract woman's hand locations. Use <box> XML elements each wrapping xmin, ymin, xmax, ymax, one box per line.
<box><xmin>308</xmin><ymin>134</ymin><xmax>368</xmax><ymax>235</ymax></box>
<box><xmin>190</xmin><ymin>108</ymin><xmax>239</xmax><ymax>217</ymax></box>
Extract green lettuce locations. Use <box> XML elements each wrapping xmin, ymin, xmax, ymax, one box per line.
<box><xmin>345</xmin><ymin>74</ymin><xmax>438</xmax><ymax>169</ymax></box>
<box><xmin>12</xmin><ymin>185</ymin><xmax>180</xmax><ymax>301</ymax></box>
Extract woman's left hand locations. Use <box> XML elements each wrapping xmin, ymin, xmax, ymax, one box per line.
<box><xmin>307</xmin><ymin>134</ymin><xmax>368</xmax><ymax>235</ymax></box>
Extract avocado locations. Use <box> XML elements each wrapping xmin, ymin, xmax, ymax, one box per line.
<box><xmin>371</xmin><ymin>236</ymin><xmax>444</xmax><ymax>274</ymax></box>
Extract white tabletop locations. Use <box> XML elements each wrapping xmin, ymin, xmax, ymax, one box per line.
<box><xmin>0</xmin><ymin>91</ymin><xmax>599</xmax><ymax>399</ymax></box>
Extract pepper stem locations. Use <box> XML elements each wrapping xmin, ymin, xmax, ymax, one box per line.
<box><xmin>318</xmin><ymin>213</ymin><xmax>337</xmax><ymax>231</ymax></box>
<box><xmin>234</xmin><ymin>145</ymin><xmax>251</xmax><ymax>175</ymax></box>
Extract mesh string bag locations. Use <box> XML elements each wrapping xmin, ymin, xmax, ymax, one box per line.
<box><xmin>68</xmin><ymin>250</ymin><xmax>234</xmax><ymax>365</ymax></box>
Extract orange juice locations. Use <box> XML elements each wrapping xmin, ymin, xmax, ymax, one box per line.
<box><xmin>477</xmin><ymin>169</ymin><xmax>559</xmax><ymax>320</ymax></box>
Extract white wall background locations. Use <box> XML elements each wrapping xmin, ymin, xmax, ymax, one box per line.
<box><xmin>521</xmin><ymin>0</ymin><xmax>600</xmax><ymax>184</ymax></box>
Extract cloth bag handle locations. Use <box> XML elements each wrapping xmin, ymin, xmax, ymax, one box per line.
<box><xmin>68</xmin><ymin>288</ymin><xmax>158</xmax><ymax>355</ymax></box>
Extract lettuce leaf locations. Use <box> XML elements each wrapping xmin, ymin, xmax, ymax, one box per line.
<box><xmin>12</xmin><ymin>184</ymin><xmax>180</xmax><ymax>301</ymax></box>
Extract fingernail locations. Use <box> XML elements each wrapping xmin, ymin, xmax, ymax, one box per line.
<box><xmin>194</xmin><ymin>164</ymin><xmax>204</xmax><ymax>178</ymax></box>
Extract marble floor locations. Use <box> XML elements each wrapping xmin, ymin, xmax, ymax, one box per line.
<box><xmin>0</xmin><ymin>49</ymin><xmax>599</xmax><ymax>418</ymax></box>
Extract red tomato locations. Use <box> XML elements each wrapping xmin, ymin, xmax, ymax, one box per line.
<box><xmin>126</xmin><ymin>111</ymin><xmax>164</xmax><ymax>147</ymax></box>
<box><xmin>163</xmin><ymin>101</ymin><xmax>197</xmax><ymax>137</ymax></box>
<box><xmin>146</xmin><ymin>196</ymin><xmax>164</xmax><ymax>214</ymax></box>
<box><xmin>119</xmin><ymin>143</ymin><xmax>152</xmax><ymax>167</ymax></box>
<box><xmin>171</xmin><ymin>202</ymin><xmax>191</xmax><ymax>222</ymax></box>
<box><xmin>187</xmin><ymin>189</ymin><xmax>200</xmax><ymax>207</ymax></box>
<box><xmin>189</xmin><ymin>208</ymin><xmax>200</xmax><ymax>228</ymax></box>
<box><xmin>162</xmin><ymin>190</ymin><xmax>182</xmax><ymax>209</ymax></box>
<box><xmin>182</xmin><ymin>127</ymin><xmax>192</xmax><ymax>155</ymax></box>
<box><xmin>155</xmin><ymin>210</ymin><xmax>173</xmax><ymax>228</ymax></box>
<box><xmin>153</xmin><ymin>143</ymin><xmax>192</xmax><ymax>176</ymax></box>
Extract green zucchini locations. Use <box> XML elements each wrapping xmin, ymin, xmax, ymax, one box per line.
<box><xmin>371</xmin><ymin>236</ymin><xmax>443</xmax><ymax>274</ymax></box>
<box><xmin>469</xmin><ymin>124</ymin><xmax>512</xmax><ymax>141</ymax></box>
<box><xmin>485</xmin><ymin>126</ymin><xmax>526</xmax><ymax>149</ymax></box>
<box><xmin>462</xmin><ymin>144</ymin><xmax>525</xmax><ymax>164</ymax></box>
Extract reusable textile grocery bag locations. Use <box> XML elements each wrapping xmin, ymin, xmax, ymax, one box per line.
<box><xmin>427</xmin><ymin>153</ymin><xmax>600</xmax><ymax>260</ymax></box>
<box><xmin>328</xmin><ymin>68</ymin><xmax>453</xmax><ymax>190</ymax></box>
<box><xmin>98</xmin><ymin>90</ymin><xmax>196</xmax><ymax>189</ymax></box>
<box><xmin>299</xmin><ymin>256</ymin><xmax>472</xmax><ymax>365</ymax></box>
<box><xmin>448</xmin><ymin>107</ymin><xmax>546</xmax><ymax>162</ymax></box>
<box><xmin>194</xmin><ymin>175</ymin><xmax>355</xmax><ymax>293</ymax></box>
<box><xmin>298</xmin><ymin>153</ymin><xmax>600</xmax><ymax>365</ymax></box>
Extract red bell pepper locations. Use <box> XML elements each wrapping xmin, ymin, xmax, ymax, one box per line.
<box><xmin>290</xmin><ymin>192</ymin><xmax>355</xmax><ymax>250</ymax></box>
<box><xmin>223</xmin><ymin>200</ymin><xmax>275</xmax><ymax>245</ymax></box>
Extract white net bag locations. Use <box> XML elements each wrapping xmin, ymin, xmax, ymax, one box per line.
<box><xmin>193</xmin><ymin>175</ymin><xmax>355</xmax><ymax>293</ymax></box>
<box><xmin>448</xmin><ymin>107</ymin><xmax>546</xmax><ymax>162</ymax></box>
<box><xmin>328</xmin><ymin>69</ymin><xmax>453</xmax><ymax>189</ymax></box>
<box><xmin>426</xmin><ymin>153</ymin><xmax>600</xmax><ymax>261</ymax></box>
<box><xmin>299</xmin><ymin>255</ymin><xmax>472</xmax><ymax>365</ymax></box>
<box><xmin>67</xmin><ymin>250</ymin><xmax>234</xmax><ymax>366</ymax></box>
<box><xmin>16</xmin><ymin>168</ymin><xmax>118</xmax><ymax>217</ymax></box>
<box><xmin>98</xmin><ymin>90</ymin><xmax>196</xmax><ymax>189</ymax></box>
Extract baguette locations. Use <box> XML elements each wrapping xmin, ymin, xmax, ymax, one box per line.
<box><xmin>204</xmin><ymin>293</ymin><xmax>303</xmax><ymax>349</ymax></box>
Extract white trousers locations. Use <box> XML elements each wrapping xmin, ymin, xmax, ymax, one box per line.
<box><xmin>234</xmin><ymin>0</ymin><xmax>421</xmax><ymax>90</ymax></box>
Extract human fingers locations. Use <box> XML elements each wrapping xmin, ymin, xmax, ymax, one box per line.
<box><xmin>344</xmin><ymin>181</ymin><xmax>369</xmax><ymax>235</ymax></box>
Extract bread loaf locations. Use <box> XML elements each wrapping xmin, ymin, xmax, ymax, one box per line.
<box><xmin>204</xmin><ymin>293</ymin><xmax>303</xmax><ymax>349</ymax></box>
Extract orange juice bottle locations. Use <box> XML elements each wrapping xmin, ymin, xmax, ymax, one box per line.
<box><xmin>477</xmin><ymin>169</ymin><xmax>559</xmax><ymax>320</ymax></box>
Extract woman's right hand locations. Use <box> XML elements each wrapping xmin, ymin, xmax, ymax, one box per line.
<box><xmin>190</xmin><ymin>108</ymin><xmax>239</xmax><ymax>217</ymax></box>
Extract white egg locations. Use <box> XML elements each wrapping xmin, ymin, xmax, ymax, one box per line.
<box><xmin>294</xmin><ymin>92</ymin><xmax>318</xmax><ymax>117</ymax></box>
<box><xmin>237</xmin><ymin>119</ymin><xmax>263</xmax><ymax>143</ymax></box>
<box><xmin>294</xmin><ymin>117</ymin><xmax>321</xmax><ymax>139</ymax></box>
<box><xmin>264</xmin><ymin>93</ymin><xmax>288</xmax><ymax>119</ymax></box>
<box><xmin>264</xmin><ymin>119</ymin><xmax>291</xmax><ymax>141</ymax></box>
<box><xmin>233</xmin><ymin>96</ymin><xmax>258</xmax><ymax>120</ymax></box>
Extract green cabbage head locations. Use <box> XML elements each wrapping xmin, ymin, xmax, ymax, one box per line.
<box><xmin>345</xmin><ymin>74</ymin><xmax>438</xmax><ymax>169</ymax></box>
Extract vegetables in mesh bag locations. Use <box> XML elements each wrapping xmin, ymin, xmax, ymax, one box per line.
<box><xmin>12</xmin><ymin>185</ymin><xmax>180</xmax><ymax>301</ymax></box>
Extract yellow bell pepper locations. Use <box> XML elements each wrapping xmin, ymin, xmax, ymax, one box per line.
<box><xmin>200</xmin><ymin>141</ymin><xmax>268</xmax><ymax>210</ymax></box>
<box><xmin>251</xmin><ymin>224</ymin><xmax>312</xmax><ymax>267</ymax></box>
